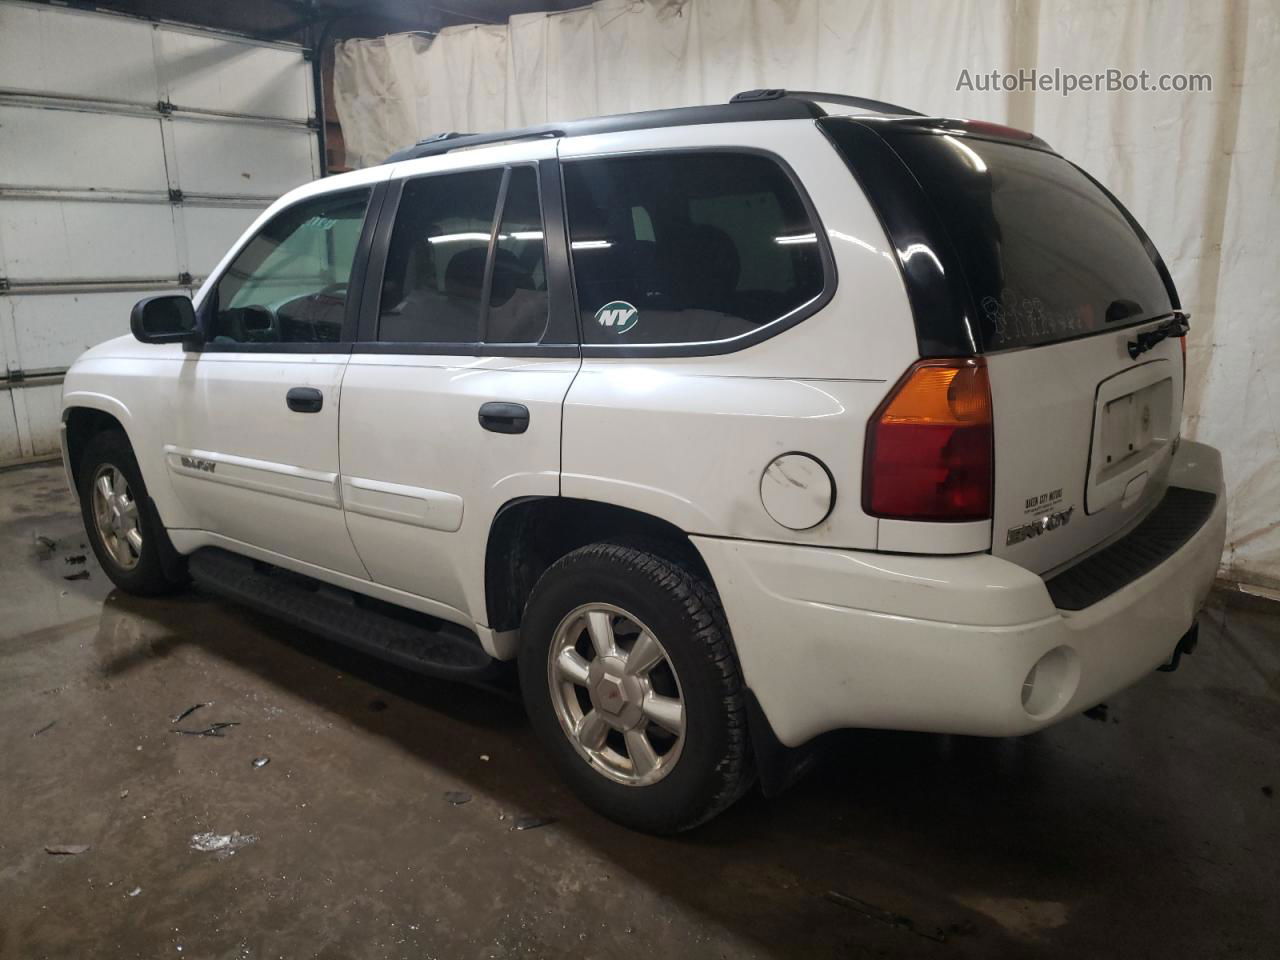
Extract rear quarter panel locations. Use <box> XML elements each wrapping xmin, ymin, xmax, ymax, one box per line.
<box><xmin>560</xmin><ymin>120</ymin><xmax>920</xmax><ymax>548</ymax></box>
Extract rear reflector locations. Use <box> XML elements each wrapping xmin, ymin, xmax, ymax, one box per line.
<box><xmin>864</xmin><ymin>358</ymin><xmax>993</xmax><ymax>521</ymax></box>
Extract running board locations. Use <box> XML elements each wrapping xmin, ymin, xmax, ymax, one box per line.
<box><xmin>188</xmin><ymin>548</ymin><xmax>499</xmax><ymax>683</ymax></box>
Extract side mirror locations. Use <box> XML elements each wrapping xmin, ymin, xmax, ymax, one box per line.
<box><xmin>130</xmin><ymin>294</ymin><xmax>202</xmax><ymax>347</ymax></box>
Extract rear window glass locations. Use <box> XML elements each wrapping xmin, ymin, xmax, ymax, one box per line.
<box><xmin>885</xmin><ymin>132</ymin><xmax>1173</xmax><ymax>350</ymax></box>
<box><xmin>563</xmin><ymin>152</ymin><xmax>825</xmax><ymax>346</ymax></box>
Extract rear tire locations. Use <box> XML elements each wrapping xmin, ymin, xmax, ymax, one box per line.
<box><xmin>519</xmin><ymin>542</ymin><xmax>754</xmax><ymax>833</ymax></box>
<box><xmin>77</xmin><ymin>430</ymin><xmax>186</xmax><ymax>596</ymax></box>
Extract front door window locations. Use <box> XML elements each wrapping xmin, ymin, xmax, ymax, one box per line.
<box><xmin>210</xmin><ymin>188</ymin><xmax>371</xmax><ymax>345</ymax></box>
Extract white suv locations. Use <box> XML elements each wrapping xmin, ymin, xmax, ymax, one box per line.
<box><xmin>61</xmin><ymin>90</ymin><xmax>1226</xmax><ymax>833</ymax></box>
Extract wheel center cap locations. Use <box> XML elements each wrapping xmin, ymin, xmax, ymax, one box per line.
<box><xmin>596</xmin><ymin>673</ymin><xmax>626</xmax><ymax>715</ymax></box>
<box><xmin>587</xmin><ymin>656</ymin><xmax>644</xmax><ymax>728</ymax></box>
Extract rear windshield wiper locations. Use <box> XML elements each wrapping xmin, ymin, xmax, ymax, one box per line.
<box><xmin>1128</xmin><ymin>312</ymin><xmax>1189</xmax><ymax>360</ymax></box>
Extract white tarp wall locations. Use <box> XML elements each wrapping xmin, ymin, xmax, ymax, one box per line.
<box><xmin>334</xmin><ymin>0</ymin><xmax>1280</xmax><ymax>589</ymax></box>
<box><xmin>0</xmin><ymin>0</ymin><xmax>319</xmax><ymax>465</ymax></box>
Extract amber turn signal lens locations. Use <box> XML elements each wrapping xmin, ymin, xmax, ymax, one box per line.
<box><xmin>864</xmin><ymin>359</ymin><xmax>993</xmax><ymax>521</ymax></box>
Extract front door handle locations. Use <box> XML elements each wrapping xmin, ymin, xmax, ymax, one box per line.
<box><xmin>286</xmin><ymin>387</ymin><xmax>323</xmax><ymax>413</ymax></box>
<box><xmin>478</xmin><ymin>401</ymin><xmax>529</xmax><ymax>434</ymax></box>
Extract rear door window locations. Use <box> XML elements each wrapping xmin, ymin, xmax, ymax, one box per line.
<box><xmin>486</xmin><ymin>166</ymin><xmax>550</xmax><ymax>344</ymax></box>
<box><xmin>376</xmin><ymin>165</ymin><xmax>550</xmax><ymax>346</ymax></box>
<box><xmin>882</xmin><ymin>132</ymin><xmax>1174</xmax><ymax>351</ymax></box>
<box><xmin>377</xmin><ymin>169</ymin><xmax>502</xmax><ymax>344</ymax></box>
<box><xmin>563</xmin><ymin>152</ymin><xmax>826</xmax><ymax>347</ymax></box>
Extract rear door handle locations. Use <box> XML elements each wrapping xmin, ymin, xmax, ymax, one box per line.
<box><xmin>286</xmin><ymin>387</ymin><xmax>324</xmax><ymax>413</ymax></box>
<box><xmin>478</xmin><ymin>401</ymin><xmax>529</xmax><ymax>434</ymax></box>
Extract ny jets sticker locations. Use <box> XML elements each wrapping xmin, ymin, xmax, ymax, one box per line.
<box><xmin>595</xmin><ymin>300</ymin><xmax>639</xmax><ymax>334</ymax></box>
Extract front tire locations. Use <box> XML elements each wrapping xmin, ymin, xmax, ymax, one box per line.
<box><xmin>518</xmin><ymin>542</ymin><xmax>754</xmax><ymax>833</ymax></box>
<box><xmin>77</xmin><ymin>430</ymin><xmax>185</xmax><ymax>596</ymax></box>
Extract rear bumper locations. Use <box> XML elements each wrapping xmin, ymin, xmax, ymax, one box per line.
<box><xmin>694</xmin><ymin>440</ymin><xmax>1226</xmax><ymax>746</ymax></box>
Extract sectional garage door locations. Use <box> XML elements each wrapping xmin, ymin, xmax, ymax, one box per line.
<box><xmin>0</xmin><ymin>0</ymin><xmax>320</xmax><ymax>464</ymax></box>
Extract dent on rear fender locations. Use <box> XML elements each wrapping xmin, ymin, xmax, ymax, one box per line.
<box><xmin>557</xmin><ymin>474</ymin><xmax>719</xmax><ymax>534</ymax></box>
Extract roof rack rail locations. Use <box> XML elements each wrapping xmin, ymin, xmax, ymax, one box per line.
<box><xmin>387</xmin><ymin>125</ymin><xmax>566</xmax><ymax>163</ymax></box>
<box><xmin>730</xmin><ymin>88</ymin><xmax>924</xmax><ymax>117</ymax></box>
<box><xmin>382</xmin><ymin>90</ymin><xmax>923</xmax><ymax>164</ymax></box>
<box><xmin>383</xmin><ymin>97</ymin><xmax>825</xmax><ymax>164</ymax></box>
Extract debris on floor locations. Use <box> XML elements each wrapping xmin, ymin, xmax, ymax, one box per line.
<box><xmin>170</xmin><ymin>703</ymin><xmax>209</xmax><ymax>724</ymax></box>
<box><xmin>825</xmin><ymin>890</ymin><xmax>947</xmax><ymax>944</ymax></box>
<box><xmin>32</xmin><ymin>720</ymin><xmax>57</xmax><ymax>737</ymax></box>
<box><xmin>128</xmin><ymin>886</ymin><xmax>141</xmax><ymax>897</ymax></box>
<box><xmin>251</xmin><ymin>756</ymin><xmax>270</xmax><ymax>768</ymax></box>
<box><xmin>190</xmin><ymin>832</ymin><xmax>257</xmax><ymax>857</ymax></box>
<box><xmin>512</xmin><ymin>815</ymin><xmax>555</xmax><ymax>831</ymax></box>
<box><xmin>64</xmin><ymin>555</ymin><xmax>86</xmax><ymax>565</ymax></box>
<box><xmin>62</xmin><ymin>570</ymin><xmax>90</xmax><ymax>581</ymax></box>
<box><xmin>443</xmin><ymin>790</ymin><xmax>472</xmax><ymax>806</ymax></box>
<box><xmin>1264</xmin><ymin>786</ymin><xmax>1273</xmax><ymax>798</ymax></box>
<box><xmin>44</xmin><ymin>844</ymin><xmax>91</xmax><ymax>856</ymax></box>
<box><xmin>119</xmin><ymin>789</ymin><xmax>129</xmax><ymax>799</ymax></box>
<box><xmin>1084</xmin><ymin>703</ymin><xmax>1109</xmax><ymax>722</ymax></box>
<box><xmin>172</xmin><ymin>721</ymin><xmax>239</xmax><ymax>738</ymax></box>
<box><xmin>34</xmin><ymin>534</ymin><xmax>57</xmax><ymax>552</ymax></box>
<box><xmin>479</xmin><ymin>754</ymin><xmax>490</xmax><ymax>762</ymax></box>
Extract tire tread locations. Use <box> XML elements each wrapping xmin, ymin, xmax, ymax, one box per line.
<box><xmin>78</xmin><ymin>429</ymin><xmax>185</xmax><ymax>596</ymax></box>
<box><xmin>527</xmin><ymin>540</ymin><xmax>754</xmax><ymax>831</ymax></box>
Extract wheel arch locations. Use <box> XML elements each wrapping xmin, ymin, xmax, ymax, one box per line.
<box><xmin>62</xmin><ymin>399</ymin><xmax>133</xmax><ymax>500</ymax></box>
<box><xmin>485</xmin><ymin>496</ymin><xmax>810</xmax><ymax>797</ymax></box>
<box><xmin>483</xmin><ymin>496</ymin><xmax>713</xmax><ymax>637</ymax></box>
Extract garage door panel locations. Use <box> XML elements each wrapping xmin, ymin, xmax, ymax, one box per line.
<box><xmin>183</xmin><ymin>205</ymin><xmax>268</xmax><ymax>278</ymax></box>
<box><xmin>0</xmin><ymin>298</ymin><xmax>15</xmax><ymax>374</ymax></box>
<box><xmin>0</xmin><ymin>393</ymin><xmax>22</xmax><ymax>462</ymax></box>
<box><xmin>158</xmin><ymin>30</ymin><xmax>312</xmax><ymax>122</ymax></box>
<box><xmin>172</xmin><ymin>120</ymin><xmax>316</xmax><ymax>198</ymax></box>
<box><xmin>0</xmin><ymin>200</ymin><xmax>179</xmax><ymax>283</ymax></box>
<box><xmin>1</xmin><ymin>3</ymin><xmax>318</xmax><ymax>466</ymax></box>
<box><xmin>1</xmin><ymin>289</ymin><xmax>168</xmax><ymax>373</ymax></box>
<box><xmin>0</xmin><ymin>106</ymin><xmax>167</xmax><ymax>193</ymax></box>
<box><xmin>10</xmin><ymin>382</ymin><xmax>62</xmax><ymax>458</ymax></box>
<box><xmin>0</xmin><ymin>3</ymin><xmax>158</xmax><ymax>105</ymax></box>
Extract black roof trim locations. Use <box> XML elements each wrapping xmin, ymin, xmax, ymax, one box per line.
<box><xmin>385</xmin><ymin>96</ymin><xmax>828</xmax><ymax>163</ymax></box>
<box><xmin>381</xmin><ymin>91</ymin><xmax>1057</xmax><ymax>166</ymax></box>
<box><xmin>731</xmin><ymin>87</ymin><xmax>925</xmax><ymax>117</ymax></box>
<box><xmin>387</xmin><ymin>127</ymin><xmax>564</xmax><ymax>162</ymax></box>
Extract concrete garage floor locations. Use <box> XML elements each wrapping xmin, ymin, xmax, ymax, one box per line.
<box><xmin>1</xmin><ymin>463</ymin><xmax>1277</xmax><ymax>960</ymax></box>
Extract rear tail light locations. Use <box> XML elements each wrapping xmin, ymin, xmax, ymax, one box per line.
<box><xmin>864</xmin><ymin>358</ymin><xmax>993</xmax><ymax>521</ymax></box>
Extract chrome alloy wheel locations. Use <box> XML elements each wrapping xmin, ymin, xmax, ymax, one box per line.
<box><xmin>547</xmin><ymin>603</ymin><xmax>686</xmax><ymax>786</ymax></box>
<box><xmin>91</xmin><ymin>464</ymin><xmax>142</xmax><ymax>570</ymax></box>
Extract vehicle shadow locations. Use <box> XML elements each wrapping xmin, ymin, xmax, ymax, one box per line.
<box><xmin>90</xmin><ymin>586</ymin><xmax>1264</xmax><ymax>960</ymax></box>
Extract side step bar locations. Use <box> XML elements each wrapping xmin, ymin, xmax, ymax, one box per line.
<box><xmin>188</xmin><ymin>548</ymin><xmax>500</xmax><ymax>684</ymax></box>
